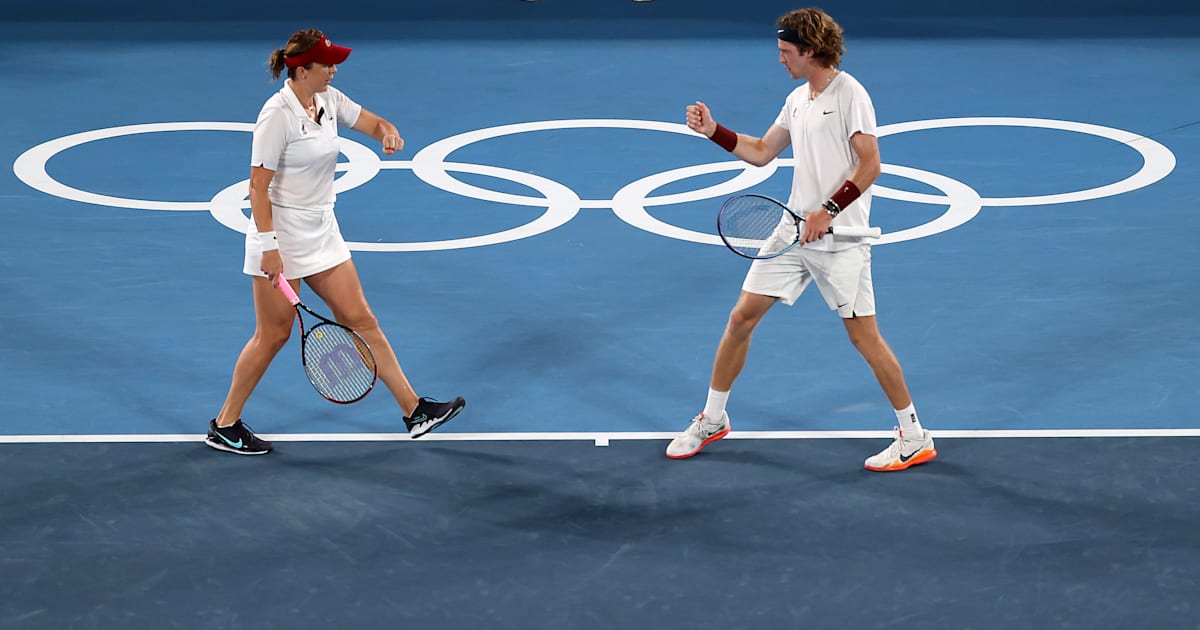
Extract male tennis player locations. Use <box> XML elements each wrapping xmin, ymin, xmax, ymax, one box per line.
<box><xmin>666</xmin><ymin>8</ymin><xmax>936</xmax><ymax>471</ymax></box>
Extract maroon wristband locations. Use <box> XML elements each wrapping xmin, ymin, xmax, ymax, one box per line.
<box><xmin>830</xmin><ymin>179</ymin><xmax>861</xmax><ymax>210</ymax></box>
<box><xmin>709</xmin><ymin>124</ymin><xmax>738</xmax><ymax>152</ymax></box>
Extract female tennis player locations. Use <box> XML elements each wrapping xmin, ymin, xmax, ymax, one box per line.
<box><xmin>207</xmin><ymin>29</ymin><xmax>465</xmax><ymax>455</ymax></box>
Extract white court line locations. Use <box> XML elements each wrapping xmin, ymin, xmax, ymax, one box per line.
<box><xmin>1</xmin><ymin>429</ymin><xmax>1199</xmax><ymax>445</ymax></box>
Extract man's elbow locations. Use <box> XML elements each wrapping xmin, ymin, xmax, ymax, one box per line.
<box><xmin>862</xmin><ymin>161</ymin><xmax>882</xmax><ymax>186</ymax></box>
<box><xmin>746</xmin><ymin>154</ymin><xmax>774</xmax><ymax>168</ymax></box>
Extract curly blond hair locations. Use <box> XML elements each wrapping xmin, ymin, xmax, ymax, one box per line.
<box><xmin>777</xmin><ymin>8</ymin><xmax>845</xmax><ymax>68</ymax></box>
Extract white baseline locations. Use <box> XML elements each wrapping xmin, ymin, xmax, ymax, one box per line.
<box><xmin>2</xmin><ymin>428</ymin><xmax>1199</xmax><ymax>446</ymax></box>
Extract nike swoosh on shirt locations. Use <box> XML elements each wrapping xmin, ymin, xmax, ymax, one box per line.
<box><xmin>823</xmin><ymin>110</ymin><xmax>836</xmax><ymax>115</ymax></box>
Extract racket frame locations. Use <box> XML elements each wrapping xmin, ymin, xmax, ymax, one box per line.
<box><xmin>276</xmin><ymin>274</ymin><xmax>378</xmax><ymax>404</ymax></box>
<box><xmin>717</xmin><ymin>193</ymin><xmax>881</xmax><ymax>260</ymax></box>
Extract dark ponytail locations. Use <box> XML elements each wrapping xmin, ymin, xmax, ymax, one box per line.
<box><xmin>267</xmin><ymin>29</ymin><xmax>327</xmax><ymax>81</ymax></box>
<box><xmin>267</xmin><ymin>48</ymin><xmax>287</xmax><ymax>80</ymax></box>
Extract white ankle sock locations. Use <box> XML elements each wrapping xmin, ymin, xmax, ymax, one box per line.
<box><xmin>895</xmin><ymin>404</ymin><xmax>924</xmax><ymax>437</ymax></box>
<box><xmin>703</xmin><ymin>389</ymin><xmax>730</xmax><ymax>423</ymax></box>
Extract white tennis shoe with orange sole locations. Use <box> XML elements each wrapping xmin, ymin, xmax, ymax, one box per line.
<box><xmin>665</xmin><ymin>412</ymin><xmax>731</xmax><ymax>459</ymax></box>
<box><xmin>864</xmin><ymin>427</ymin><xmax>937</xmax><ymax>471</ymax></box>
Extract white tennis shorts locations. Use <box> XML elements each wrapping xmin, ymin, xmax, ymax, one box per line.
<box><xmin>742</xmin><ymin>243</ymin><xmax>875</xmax><ymax>318</ymax></box>
<box><xmin>243</xmin><ymin>206</ymin><xmax>352</xmax><ymax>279</ymax></box>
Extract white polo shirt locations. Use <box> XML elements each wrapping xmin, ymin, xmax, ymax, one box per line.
<box><xmin>250</xmin><ymin>80</ymin><xmax>363</xmax><ymax>212</ymax></box>
<box><xmin>772</xmin><ymin>70</ymin><xmax>876</xmax><ymax>252</ymax></box>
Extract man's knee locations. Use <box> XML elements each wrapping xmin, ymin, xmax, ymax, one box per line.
<box><xmin>844</xmin><ymin>318</ymin><xmax>885</xmax><ymax>355</ymax></box>
<box><xmin>727</xmin><ymin>306</ymin><xmax>766</xmax><ymax>336</ymax></box>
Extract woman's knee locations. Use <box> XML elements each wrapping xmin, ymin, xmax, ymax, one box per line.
<box><xmin>334</xmin><ymin>307</ymin><xmax>379</xmax><ymax>333</ymax></box>
<box><xmin>254</xmin><ymin>320</ymin><xmax>292</xmax><ymax>351</ymax></box>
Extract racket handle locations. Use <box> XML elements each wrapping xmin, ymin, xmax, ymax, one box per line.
<box><xmin>276</xmin><ymin>273</ymin><xmax>301</xmax><ymax>306</ymax></box>
<box><xmin>830</xmin><ymin>226</ymin><xmax>882</xmax><ymax>239</ymax></box>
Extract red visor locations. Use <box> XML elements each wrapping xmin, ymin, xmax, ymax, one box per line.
<box><xmin>284</xmin><ymin>37</ymin><xmax>352</xmax><ymax>68</ymax></box>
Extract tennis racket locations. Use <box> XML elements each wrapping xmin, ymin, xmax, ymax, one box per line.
<box><xmin>717</xmin><ymin>193</ymin><xmax>882</xmax><ymax>260</ymax></box>
<box><xmin>277</xmin><ymin>274</ymin><xmax>377</xmax><ymax>404</ymax></box>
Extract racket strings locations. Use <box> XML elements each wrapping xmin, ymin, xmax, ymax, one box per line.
<box><xmin>302</xmin><ymin>323</ymin><xmax>376</xmax><ymax>403</ymax></box>
<box><xmin>718</xmin><ymin>196</ymin><xmax>793</xmax><ymax>258</ymax></box>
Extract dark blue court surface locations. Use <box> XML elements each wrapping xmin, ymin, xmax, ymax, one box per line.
<box><xmin>2</xmin><ymin>438</ymin><xmax>1198</xmax><ymax>628</ymax></box>
<box><xmin>3</xmin><ymin>0</ymin><xmax>1199</xmax><ymax>627</ymax></box>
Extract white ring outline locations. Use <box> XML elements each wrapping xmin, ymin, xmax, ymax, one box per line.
<box><xmin>873</xmin><ymin>117</ymin><xmax>1176</xmax><ymax>206</ymax></box>
<box><xmin>410</xmin><ymin>119</ymin><xmax>712</xmax><ymax>209</ymax></box>
<box><xmin>12</xmin><ymin>122</ymin><xmax>253</xmax><ymax>211</ymax></box>
<box><xmin>611</xmin><ymin>159</ymin><xmax>983</xmax><ymax>245</ymax></box>
<box><xmin>209</xmin><ymin>160</ymin><xmax>582</xmax><ymax>252</ymax></box>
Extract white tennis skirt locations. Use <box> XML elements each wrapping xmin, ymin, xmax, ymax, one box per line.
<box><xmin>242</xmin><ymin>206</ymin><xmax>352</xmax><ymax>279</ymax></box>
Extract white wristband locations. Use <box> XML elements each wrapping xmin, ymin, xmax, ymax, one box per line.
<box><xmin>259</xmin><ymin>230</ymin><xmax>279</xmax><ymax>252</ymax></box>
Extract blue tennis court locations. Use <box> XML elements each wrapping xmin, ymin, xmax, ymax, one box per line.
<box><xmin>3</xmin><ymin>1</ymin><xmax>1198</xmax><ymax>627</ymax></box>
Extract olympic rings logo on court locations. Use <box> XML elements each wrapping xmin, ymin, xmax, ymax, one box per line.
<box><xmin>12</xmin><ymin>117</ymin><xmax>1176</xmax><ymax>251</ymax></box>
